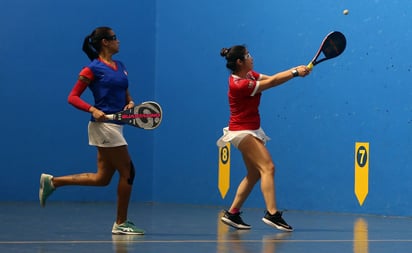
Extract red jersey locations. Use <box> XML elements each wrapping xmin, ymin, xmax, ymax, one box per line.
<box><xmin>228</xmin><ymin>70</ymin><xmax>262</xmax><ymax>130</ymax></box>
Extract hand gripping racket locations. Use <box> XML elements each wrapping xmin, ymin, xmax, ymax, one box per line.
<box><xmin>307</xmin><ymin>31</ymin><xmax>346</xmax><ymax>70</ymax></box>
<box><xmin>106</xmin><ymin>101</ymin><xmax>162</xmax><ymax>130</ymax></box>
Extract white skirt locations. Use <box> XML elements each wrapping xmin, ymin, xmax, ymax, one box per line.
<box><xmin>216</xmin><ymin>127</ymin><xmax>270</xmax><ymax>149</ymax></box>
<box><xmin>88</xmin><ymin>122</ymin><xmax>127</xmax><ymax>147</ymax></box>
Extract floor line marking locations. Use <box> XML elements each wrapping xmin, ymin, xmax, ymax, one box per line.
<box><xmin>2</xmin><ymin>239</ymin><xmax>412</xmax><ymax>244</ymax></box>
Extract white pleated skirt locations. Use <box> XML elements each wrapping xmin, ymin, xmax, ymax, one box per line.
<box><xmin>216</xmin><ymin>127</ymin><xmax>270</xmax><ymax>148</ymax></box>
<box><xmin>88</xmin><ymin>122</ymin><xmax>127</xmax><ymax>147</ymax></box>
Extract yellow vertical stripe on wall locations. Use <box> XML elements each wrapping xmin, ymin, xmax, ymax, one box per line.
<box><xmin>218</xmin><ymin>143</ymin><xmax>230</xmax><ymax>199</ymax></box>
<box><xmin>354</xmin><ymin>142</ymin><xmax>369</xmax><ymax>206</ymax></box>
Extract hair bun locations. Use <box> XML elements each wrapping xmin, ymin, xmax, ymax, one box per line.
<box><xmin>220</xmin><ymin>47</ymin><xmax>230</xmax><ymax>57</ymax></box>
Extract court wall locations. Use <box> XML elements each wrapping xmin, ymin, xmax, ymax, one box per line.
<box><xmin>1</xmin><ymin>0</ymin><xmax>412</xmax><ymax>217</ymax></box>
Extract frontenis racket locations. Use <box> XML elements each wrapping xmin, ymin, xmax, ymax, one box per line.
<box><xmin>106</xmin><ymin>101</ymin><xmax>162</xmax><ymax>130</ymax></box>
<box><xmin>307</xmin><ymin>31</ymin><xmax>346</xmax><ymax>70</ymax></box>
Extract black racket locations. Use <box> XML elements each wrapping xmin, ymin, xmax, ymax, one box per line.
<box><xmin>307</xmin><ymin>31</ymin><xmax>346</xmax><ymax>70</ymax></box>
<box><xmin>106</xmin><ymin>101</ymin><xmax>162</xmax><ymax>130</ymax></box>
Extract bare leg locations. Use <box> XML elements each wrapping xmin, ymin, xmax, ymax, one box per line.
<box><xmin>229</xmin><ymin>135</ymin><xmax>278</xmax><ymax>214</ymax></box>
<box><xmin>51</xmin><ymin>145</ymin><xmax>133</xmax><ymax>224</ymax></box>
<box><xmin>97</xmin><ymin>145</ymin><xmax>133</xmax><ymax>224</ymax></box>
<box><xmin>52</xmin><ymin>149</ymin><xmax>115</xmax><ymax>188</ymax></box>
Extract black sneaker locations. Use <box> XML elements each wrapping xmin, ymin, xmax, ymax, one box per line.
<box><xmin>221</xmin><ymin>210</ymin><xmax>251</xmax><ymax>229</ymax></box>
<box><xmin>262</xmin><ymin>211</ymin><xmax>293</xmax><ymax>232</ymax></box>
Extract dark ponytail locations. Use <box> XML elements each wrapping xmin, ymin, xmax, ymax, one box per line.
<box><xmin>82</xmin><ymin>35</ymin><xmax>99</xmax><ymax>61</ymax></box>
<box><xmin>82</xmin><ymin>26</ymin><xmax>113</xmax><ymax>61</ymax></box>
<box><xmin>220</xmin><ymin>45</ymin><xmax>246</xmax><ymax>72</ymax></box>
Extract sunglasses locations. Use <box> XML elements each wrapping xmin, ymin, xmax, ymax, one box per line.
<box><xmin>103</xmin><ymin>35</ymin><xmax>117</xmax><ymax>41</ymax></box>
<box><xmin>244</xmin><ymin>53</ymin><xmax>252</xmax><ymax>59</ymax></box>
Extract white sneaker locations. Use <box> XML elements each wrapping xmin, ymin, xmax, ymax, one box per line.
<box><xmin>112</xmin><ymin>220</ymin><xmax>145</xmax><ymax>235</ymax></box>
<box><xmin>39</xmin><ymin>173</ymin><xmax>55</xmax><ymax>207</ymax></box>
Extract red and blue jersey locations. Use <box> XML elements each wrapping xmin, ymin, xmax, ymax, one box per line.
<box><xmin>79</xmin><ymin>59</ymin><xmax>129</xmax><ymax>115</ymax></box>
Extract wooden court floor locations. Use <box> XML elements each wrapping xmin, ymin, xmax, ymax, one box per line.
<box><xmin>1</xmin><ymin>202</ymin><xmax>411</xmax><ymax>253</ymax></box>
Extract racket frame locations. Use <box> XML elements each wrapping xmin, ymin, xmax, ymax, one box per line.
<box><xmin>106</xmin><ymin>101</ymin><xmax>162</xmax><ymax>130</ymax></box>
<box><xmin>307</xmin><ymin>31</ymin><xmax>346</xmax><ymax>70</ymax></box>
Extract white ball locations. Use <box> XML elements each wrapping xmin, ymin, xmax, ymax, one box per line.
<box><xmin>343</xmin><ymin>9</ymin><xmax>349</xmax><ymax>15</ymax></box>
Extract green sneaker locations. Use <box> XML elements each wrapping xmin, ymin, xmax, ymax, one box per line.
<box><xmin>112</xmin><ymin>220</ymin><xmax>145</xmax><ymax>235</ymax></box>
<box><xmin>39</xmin><ymin>173</ymin><xmax>55</xmax><ymax>207</ymax></box>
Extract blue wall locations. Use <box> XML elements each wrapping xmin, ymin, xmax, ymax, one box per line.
<box><xmin>1</xmin><ymin>0</ymin><xmax>412</xmax><ymax>217</ymax></box>
<box><xmin>1</xmin><ymin>0</ymin><xmax>156</xmax><ymax>202</ymax></box>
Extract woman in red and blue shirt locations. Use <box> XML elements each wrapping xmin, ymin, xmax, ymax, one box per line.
<box><xmin>39</xmin><ymin>27</ymin><xmax>144</xmax><ymax>235</ymax></box>
<box><xmin>218</xmin><ymin>45</ymin><xmax>310</xmax><ymax>232</ymax></box>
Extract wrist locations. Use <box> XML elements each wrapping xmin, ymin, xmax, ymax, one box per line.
<box><xmin>291</xmin><ymin>68</ymin><xmax>299</xmax><ymax>77</ymax></box>
<box><xmin>128</xmin><ymin>101</ymin><xmax>135</xmax><ymax>105</ymax></box>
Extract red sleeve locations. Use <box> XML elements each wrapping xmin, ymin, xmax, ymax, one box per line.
<box><xmin>79</xmin><ymin>67</ymin><xmax>94</xmax><ymax>80</ymax></box>
<box><xmin>230</xmin><ymin>76</ymin><xmax>258</xmax><ymax>97</ymax></box>
<box><xmin>251</xmin><ymin>70</ymin><xmax>261</xmax><ymax>80</ymax></box>
<box><xmin>67</xmin><ymin>67</ymin><xmax>94</xmax><ymax>112</ymax></box>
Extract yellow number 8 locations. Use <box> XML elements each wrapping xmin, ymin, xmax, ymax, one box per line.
<box><xmin>220</xmin><ymin>146</ymin><xmax>229</xmax><ymax>164</ymax></box>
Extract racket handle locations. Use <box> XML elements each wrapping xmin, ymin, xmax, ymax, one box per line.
<box><xmin>307</xmin><ymin>62</ymin><xmax>314</xmax><ymax>70</ymax></box>
<box><xmin>106</xmin><ymin>114</ymin><xmax>114</xmax><ymax>120</ymax></box>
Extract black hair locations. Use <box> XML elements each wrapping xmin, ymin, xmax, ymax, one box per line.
<box><xmin>220</xmin><ymin>45</ymin><xmax>247</xmax><ymax>72</ymax></box>
<box><xmin>82</xmin><ymin>26</ymin><xmax>113</xmax><ymax>61</ymax></box>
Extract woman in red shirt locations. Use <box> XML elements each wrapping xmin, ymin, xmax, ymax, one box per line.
<box><xmin>218</xmin><ymin>45</ymin><xmax>310</xmax><ymax>232</ymax></box>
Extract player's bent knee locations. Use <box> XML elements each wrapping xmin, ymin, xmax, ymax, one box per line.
<box><xmin>95</xmin><ymin>176</ymin><xmax>111</xmax><ymax>186</ymax></box>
